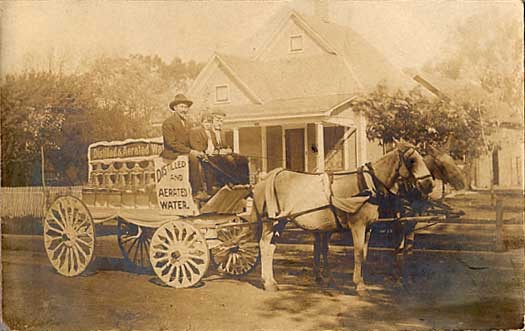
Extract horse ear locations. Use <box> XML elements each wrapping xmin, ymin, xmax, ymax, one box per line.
<box><xmin>443</xmin><ymin>135</ymin><xmax>454</xmax><ymax>152</ymax></box>
<box><xmin>427</xmin><ymin>144</ymin><xmax>440</xmax><ymax>155</ymax></box>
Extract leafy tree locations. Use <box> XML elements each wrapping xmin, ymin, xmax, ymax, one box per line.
<box><xmin>1</xmin><ymin>54</ymin><xmax>204</xmax><ymax>186</ymax></box>
<box><xmin>422</xmin><ymin>8</ymin><xmax>523</xmax><ymax>125</ymax></box>
<box><xmin>351</xmin><ymin>85</ymin><xmax>486</xmax><ymax>160</ymax></box>
<box><xmin>1</xmin><ymin>71</ymin><xmax>85</xmax><ymax>185</ymax></box>
<box><xmin>419</xmin><ymin>8</ymin><xmax>523</xmax><ymax>188</ymax></box>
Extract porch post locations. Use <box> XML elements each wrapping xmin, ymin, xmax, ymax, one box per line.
<box><xmin>233</xmin><ymin>127</ymin><xmax>240</xmax><ymax>153</ymax></box>
<box><xmin>316</xmin><ymin>122</ymin><xmax>325</xmax><ymax>172</ymax></box>
<box><xmin>261</xmin><ymin>126</ymin><xmax>268</xmax><ymax>172</ymax></box>
<box><xmin>282</xmin><ymin>128</ymin><xmax>286</xmax><ymax>168</ymax></box>
<box><xmin>343</xmin><ymin>127</ymin><xmax>351</xmax><ymax>169</ymax></box>
<box><xmin>304</xmin><ymin>124</ymin><xmax>308</xmax><ymax>171</ymax></box>
<box><xmin>357</xmin><ymin>113</ymin><xmax>367</xmax><ymax>164</ymax></box>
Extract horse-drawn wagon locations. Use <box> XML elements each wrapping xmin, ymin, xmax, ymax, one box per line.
<box><xmin>42</xmin><ymin>137</ymin><xmax>465</xmax><ymax>292</ymax></box>
<box><xmin>42</xmin><ymin>138</ymin><xmax>260</xmax><ymax>288</ymax></box>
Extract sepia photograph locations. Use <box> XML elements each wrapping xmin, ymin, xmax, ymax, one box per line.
<box><xmin>1</xmin><ymin>1</ymin><xmax>523</xmax><ymax>330</ymax></box>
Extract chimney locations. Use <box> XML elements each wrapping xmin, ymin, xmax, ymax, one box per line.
<box><xmin>314</xmin><ymin>0</ymin><xmax>329</xmax><ymax>22</ymax></box>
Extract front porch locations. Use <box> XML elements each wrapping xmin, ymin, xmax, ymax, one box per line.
<box><xmin>221</xmin><ymin>98</ymin><xmax>382</xmax><ymax>176</ymax></box>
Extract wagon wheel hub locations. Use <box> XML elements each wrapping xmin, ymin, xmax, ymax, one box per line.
<box><xmin>170</xmin><ymin>250</ymin><xmax>183</xmax><ymax>264</ymax></box>
<box><xmin>61</xmin><ymin>230</ymin><xmax>77</xmax><ymax>247</ymax></box>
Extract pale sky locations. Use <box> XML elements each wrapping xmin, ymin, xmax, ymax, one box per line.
<box><xmin>1</xmin><ymin>0</ymin><xmax>522</xmax><ymax>74</ymax></box>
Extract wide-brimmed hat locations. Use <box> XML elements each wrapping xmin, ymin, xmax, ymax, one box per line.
<box><xmin>169</xmin><ymin>94</ymin><xmax>193</xmax><ymax>110</ymax></box>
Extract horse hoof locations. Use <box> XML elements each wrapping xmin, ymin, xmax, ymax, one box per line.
<box><xmin>326</xmin><ymin>278</ymin><xmax>337</xmax><ymax>288</ymax></box>
<box><xmin>356</xmin><ymin>284</ymin><xmax>369</xmax><ymax>296</ymax></box>
<box><xmin>263</xmin><ymin>282</ymin><xmax>279</xmax><ymax>292</ymax></box>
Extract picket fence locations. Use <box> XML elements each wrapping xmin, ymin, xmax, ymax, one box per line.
<box><xmin>0</xmin><ymin>186</ymin><xmax>83</xmax><ymax>218</ymax></box>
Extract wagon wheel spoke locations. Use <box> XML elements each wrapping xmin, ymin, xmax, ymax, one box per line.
<box><xmin>43</xmin><ymin>196</ymin><xmax>95</xmax><ymax>277</ymax></box>
<box><xmin>73</xmin><ymin>242</ymin><xmax>88</xmax><ymax>265</ymax></box>
<box><xmin>46</xmin><ymin>222</ymin><xmax>65</xmax><ymax>235</ymax></box>
<box><xmin>150</xmin><ymin>221</ymin><xmax>209</xmax><ymax>288</ymax></box>
<box><xmin>49</xmin><ymin>210</ymin><xmax>67</xmax><ymax>231</ymax></box>
<box><xmin>50</xmin><ymin>242</ymin><xmax>66</xmax><ymax>262</ymax></box>
<box><xmin>75</xmin><ymin>236</ymin><xmax>94</xmax><ymax>248</ymax></box>
<box><xmin>117</xmin><ymin>220</ymin><xmax>152</xmax><ymax>272</ymax></box>
<box><xmin>212</xmin><ymin>222</ymin><xmax>260</xmax><ymax>276</ymax></box>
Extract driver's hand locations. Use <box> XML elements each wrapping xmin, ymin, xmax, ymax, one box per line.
<box><xmin>190</xmin><ymin>149</ymin><xmax>205</xmax><ymax>159</ymax></box>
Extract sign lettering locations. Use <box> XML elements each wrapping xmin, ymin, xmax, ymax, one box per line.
<box><xmin>154</xmin><ymin>156</ymin><xmax>197</xmax><ymax>216</ymax></box>
<box><xmin>90</xmin><ymin>141</ymin><xmax>163</xmax><ymax>160</ymax></box>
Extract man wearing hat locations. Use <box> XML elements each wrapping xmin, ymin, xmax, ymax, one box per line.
<box><xmin>160</xmin><ymin>94</ymin><xmax>209</xmax><ymax>200</ymax></box>
<box><xmin>206</xmin><ymin>109</ymin><xmax>250</xmax><ymax>186</ymax></box>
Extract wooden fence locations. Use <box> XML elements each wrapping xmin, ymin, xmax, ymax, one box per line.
<box><xmin>0</xmin><ymin>186</ymin><xmax>83</xmax><ymax>218</ymax></box>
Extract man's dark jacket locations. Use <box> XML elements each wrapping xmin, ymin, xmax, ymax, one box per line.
<box><xmin>189</xmin><ymin>127</ymin><xmax>209</xmax><ymax>152</ymax></box>
<box><xmin>160</xmin><ymin>113</ymin><xmax>191</xmax><ymax>159</ymax></box>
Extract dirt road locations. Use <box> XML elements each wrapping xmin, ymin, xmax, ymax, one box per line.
<box><xmin>3</xmin><ymin>238</ymin><xmax>523</xmax><ymax>331</ymax></box>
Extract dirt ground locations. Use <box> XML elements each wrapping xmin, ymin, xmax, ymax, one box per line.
<box><xmin>2</xmin><ymin>241</ymin><xmax>524</xmax><ymax>331</ymax></box>
<box><xmin>2</xmin><ymin>192</ymin><xmax>524</xmax><ymax>331</ymax></box>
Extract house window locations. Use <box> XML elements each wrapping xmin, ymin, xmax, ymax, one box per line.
<box><xmin>215</xmin><ymin>85</ymin><xmax>229</xmax><ymax>103</ymax></box>
<box><xmin>289</xmin><ymin>35</ymin><xmax>303</xmax><ymax>52</ymax></box>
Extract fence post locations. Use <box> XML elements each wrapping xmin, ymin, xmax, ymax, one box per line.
<box><xmin>495</xmin><ymin>198</ymin><xmax>506</xmax><ymax>252</ymax></box>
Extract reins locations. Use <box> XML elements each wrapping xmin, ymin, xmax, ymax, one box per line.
<box><xmin>201</xmin><ymin>155</ymin><xmax>246</xmax><ymax>184</ymax></box>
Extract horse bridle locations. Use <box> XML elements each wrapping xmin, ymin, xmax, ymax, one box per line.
<box><xmin>397</xmin><ymin>146</ymin><xmax>433</xmax><ymax>182</ymax></box>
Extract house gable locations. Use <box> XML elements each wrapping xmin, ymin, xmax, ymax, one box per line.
<box><xmin>256</xmin><ymin>12</ymin><xmax>337</xmax><ymax>61</ymax></box>
<box><xmin>188</xmin><ymin>55</ymin><xmax>263</xmax><ymax>109</ymax></box>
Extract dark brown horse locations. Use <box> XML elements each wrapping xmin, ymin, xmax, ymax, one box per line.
<box><xmin>251</xmin><ymin>141</ymin><xmax>433</xmax><ymax>294</ymax></box>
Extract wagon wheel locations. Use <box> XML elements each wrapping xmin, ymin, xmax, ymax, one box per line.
<box><xmin>211</xmin><ymin>218</ymin><xmax>260</xmax><ymax>276</ymax></box>
<box><xmin>117</xmin><ymin>219</ymin><xmax>153</xmax><ymax>272</ymax></box>
<box><xmin>150</xmin><ymin>221</ymin><xmax>210</xmax><ymax>288</ymax></box>
<box><xmin>43</xmin><ymin>196</ymin><xmax>95</xmax><ymax>276</ymax></box>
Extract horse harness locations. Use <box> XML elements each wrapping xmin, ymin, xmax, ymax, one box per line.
<box><xmin>262</xmin><ymin>146</ymin><xmax>428</xmax><ymax>234</ymax></box>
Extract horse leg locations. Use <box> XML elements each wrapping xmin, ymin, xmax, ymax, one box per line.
<box><xmin>405</xmin><ymin>223</ymin><xmax>416</xmax><ymax>255</ymax></box>
<box><xmin>313</xmin><ymin>232</ymin><xmax>323</xmax><ymax>284</ymax></box>
<box><xmin>391</xmin><ymin>221</ymin><xmax>405</xmax><ymax>286</ymax></box>
<box><xmin>259</xmin><ymin>220</ymin><xmax>279</xmax><ymax>291</ymax></box>
<box><xmin>363</xmin><ymin>225</ymin><xmax>372</xmax><ymax>260</ymax></box>
<box><xmin>401</xmin><ymin>222</ymin><xmax>417</xmax><ymax>285</ymax></box>
<box><xmin>350</xmin><ymin>223</ymin><xmax>368</xmax><ymax>294</ymax></box>
<box><xmin>321</xmin><ymin>232</ymin><xmax>335</xmax><ymax>286</ymax></box>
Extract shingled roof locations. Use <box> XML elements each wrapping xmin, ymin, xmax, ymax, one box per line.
<box><xmin>214</xmin><ymin>93</ymin><xmax>355</xmax><ymax>124</ymax></box>
<box><xmin>229</xmin><ymin>10</ymin><xmax>416</xmax><ymax>93</ymax></box>
<box><xmin>217</xmin><ymin>53</ymin><xmax>362</xmax><ymax>101</ymax></box>
<box><xmin>187</xmin><ymin>9</ymin><xmax>416</xmax><ymax>123</ymax></box>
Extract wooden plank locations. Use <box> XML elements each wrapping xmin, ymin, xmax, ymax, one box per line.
<box><xmin>375</xmin><ymin>215</ymin><xmax>447</xmax><ymax>223</ymax></box>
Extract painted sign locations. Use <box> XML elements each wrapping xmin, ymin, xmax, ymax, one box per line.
<box><xmin>154</xmin><ymin>156</ymin><xmax>198</xmax><ymax>216</ymax></box>
<box><xmin>90</xmin><ymin>141</ymin><xmax>163</xmax><ymax>161</ymax></box>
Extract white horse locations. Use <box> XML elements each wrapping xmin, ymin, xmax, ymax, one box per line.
<box><xmin>251</xmin><ymin>141</ymin><xmax>433</xmax><ymax>294</ymax></box>
<box><xmin>311</xmin><ymin>144</ymin><xmax>467</xmax><ymax>286</ymax></box>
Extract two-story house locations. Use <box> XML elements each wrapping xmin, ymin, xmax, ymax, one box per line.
<box><xmin>186</xmin><ymin>9</ymin><xmax>416</xmax><ymax>175</ymax></box>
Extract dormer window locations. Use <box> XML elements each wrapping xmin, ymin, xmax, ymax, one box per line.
<box><xmin>289</xmin><ymin>35</ymin><xmax>303</xmax><ymax>53</ymax></box>
<box><xmin>215</xmin><ymin>85</ymin><xmax>230</xmax><ymax>103</ymax></box>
